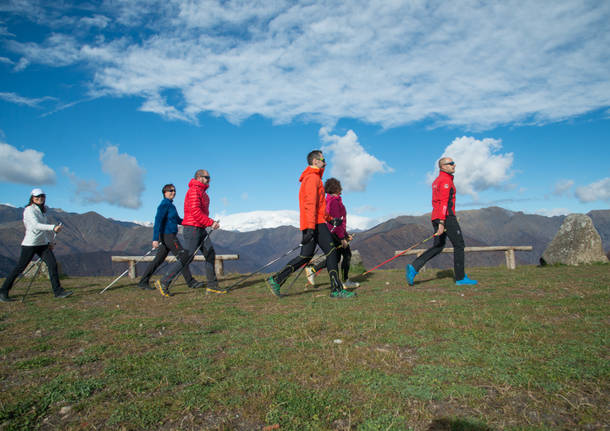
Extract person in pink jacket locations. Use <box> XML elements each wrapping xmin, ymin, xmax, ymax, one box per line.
<box><xmin>304</xmin><ymin>178</ymin><xmax>360</xmax><ymax>288</ymax></box>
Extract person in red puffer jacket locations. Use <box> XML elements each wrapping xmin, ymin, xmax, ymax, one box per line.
<box><xmin>406</xmin><ymin>157</ymin><xmax>477</xmax><ymax>286</ymax></box>
<box><xmin>155</xmin><ymin>169</ymin><xmax>224</xmax><ymax>297</ymax></box>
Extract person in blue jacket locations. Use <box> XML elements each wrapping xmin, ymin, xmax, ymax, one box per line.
<box><xmin>138</xmin><ymin>184</ymin><xmax>204</xmax><ymax>290</ymax></box>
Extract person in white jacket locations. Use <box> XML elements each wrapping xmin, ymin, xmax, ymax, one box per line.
<box><xmin>0</xmin><ymin>188</ymin><xmax>72</xmax><ymax>302</ymax></box>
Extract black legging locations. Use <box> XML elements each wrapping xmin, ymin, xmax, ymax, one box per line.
<box><xmin>312</xmin><ymin>234</ymin><xmax>352</xmax><ymax>281</ymax></box>
<box><xmin>139</xmin><ymin>233</ymin><xmax>195</xmax><ymax>285</ymax></box>
<box><xmin>274</xmin><ymin>223</ymin><xmax>342</xmax><ymax>291</ymax></box>
<box><xmin>1</xmin><ymin>244</ymin><xmax>62</xmax><ymax>294</ymax></box>
<box><xmin>411</xmin><ymin>215</ymin><xmax>465</xmax><ymax>280</ymax></box>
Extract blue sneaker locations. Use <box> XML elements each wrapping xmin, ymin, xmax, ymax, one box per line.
<box><xmin>406</xmin><ymin>264</ymin><xmax>418</xmax><ymax>286</ymax></box>
<box><xmin>455</xmin><ymin>275</ymin><xmax>478</xmax><ymax>286</ymax></box>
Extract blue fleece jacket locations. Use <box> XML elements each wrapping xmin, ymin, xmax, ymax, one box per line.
<box><xmin>153</xmin><ymin>198</ymin><xmax>183</xmax><ymax>241</ymax></box>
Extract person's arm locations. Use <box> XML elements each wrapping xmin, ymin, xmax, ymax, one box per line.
<box><xmin>153</xmin><ymin>202</ymin><xmax>169</xmax><ymax>243</ymax></box>
<box><xmin>301</xmin><ymin>176</ymin><xmax>318</xmax><ymax>230</ymax></box>
<box><xmin>327</xmin><ymin>199</ymin><xmax>346</xmax><ymax>239</ymax></box>
<box><xmin>23</xmin><ymin>206</ymin><xmax>56</xmax><ymax>232</ymax></box>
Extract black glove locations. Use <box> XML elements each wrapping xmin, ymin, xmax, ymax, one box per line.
<box><xmin>301</xmin><ymin>229</ymin><xmax>314</xmax><ymax>245</ymax></box>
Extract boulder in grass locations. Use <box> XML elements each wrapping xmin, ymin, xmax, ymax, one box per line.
<box><xmin>541</xmin><ymin>214</ymin><xmax>608</xmax><ymax>265</ymax></box>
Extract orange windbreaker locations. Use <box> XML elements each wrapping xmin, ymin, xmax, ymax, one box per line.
<box><xmin>298</xmin><ymin>165</ymin><xmax>327</xmax><ymax>230</ymax></box>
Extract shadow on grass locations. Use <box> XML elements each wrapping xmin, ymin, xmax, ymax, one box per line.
<box><xmin>428</xmin><ymin>417</ymin><xmax>493</xmax><ymax>431</ymax></box>
<box><xmin>435</xmin><ymin>269</ymin><xmax>455</xmax><ymax>280</ymax></box>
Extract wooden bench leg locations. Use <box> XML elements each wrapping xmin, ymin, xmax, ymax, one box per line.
<box><xmin>505</xmin><ymin>249</ymin><xmax>516</xmax><ymax>270</ymax></box>
<box><xmin>128</xmin><ymin>261</ymin><xmax>136</xmax><ymax>279</ymax></box>
<box><xmin>215</xmin><ymin>259</ymin><xmax>224</xmax><ymax>278</ymax></box>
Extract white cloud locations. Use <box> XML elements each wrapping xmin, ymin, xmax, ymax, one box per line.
<box><xmin>0</xmin><ymin>141</ymin><xmax>56</xmax><ymax>185</ymax></box>
<box><xmin>319</xmin><ymin>127</ymin><xmax>392</xmax><ymax>192</ymax></box>
<box><xmin>4</xmin><ymin>1</ymin><xmax>610</xmax><ymax>129</ymax></box>
<box><xmin>553</xmin><ymin>179</ymin><xmax>574</xmax><ymax>196</ymax></box>
<box><xmin>575</xmin><ymin>177</ymin><xmax>610</xmax><ymax>203</ymax></box>
<box><xmin>533</xmin><ymin>208</ymin><xmax>570</xmax><ymax>217</ymax></box>
<box><xmin>0</xmin><ymin>56</ymin><xmax>13</xmax><ymax>64</ymax></box>
<box><xmin>64</xmin><ymin>145</ymin><xmax>146</xmax><ymax>209</ymax></box>
<box><xmin>0</xmin><ymin>91</ymin><xmax>55</xmax><ymax>107</ymax></box>
<box><xmin>213</xmin><ymin>209</ymin><xmax>379</xmax><ymax>232</ymax></box>
<box><xmin>428</xmin><ymin>136</ymin><xmax>514</xmax><ymax>199</ymax></box>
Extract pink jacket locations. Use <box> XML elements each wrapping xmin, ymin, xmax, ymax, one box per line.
<box><xmin>182</xmin><ymin>179</ymin><xmax>214</xmax><ymax>228</ymax></box>
<box><xmin>325</xmin><ymin>194</ymin><xmax>347</xmax><ymax>239</ymax></box>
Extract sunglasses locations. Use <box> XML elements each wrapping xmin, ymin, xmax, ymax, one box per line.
<box><xmin>318</xmin><ymin>158</ymin><xmax>325</xmax><ymax>163</ymax></box>
<box><xmin>443</xmin><ymin>161</ymin><xmax>455</xmax><ymax>166</ymax></box>
<box><xmin>166</xmin><ymin>189</ymin><xmax>176</xmax><ymax>193</ymax></box>
<box><xmin>202</xmin><ymin>176</ymin><xmax>211</xmax><ymax>180</ymax></box>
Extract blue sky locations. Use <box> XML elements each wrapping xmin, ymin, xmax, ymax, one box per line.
<box><xmin>1</xmin><ymin>0</ymin><xmax>609</xmax><ymax>231</ymax></box>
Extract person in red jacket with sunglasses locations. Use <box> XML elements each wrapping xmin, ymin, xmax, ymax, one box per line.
<box><xmin>406</xmin><ymin>157</ymin><xmax>477</xmax><ymax>286</ymax></box>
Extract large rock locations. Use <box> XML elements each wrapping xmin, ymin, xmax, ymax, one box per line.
<box><xmin>541</xmin><ymin>214</ymin><xmax>608</xmax><ymax>265</ymax></box>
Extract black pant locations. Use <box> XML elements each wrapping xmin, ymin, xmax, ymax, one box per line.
<box><xmin>162</xmin><ymin>226</ymin><xmax>217</xmax><ymax>287</ymax></box>
<box><xmin>274</xmin><ymin>223</ymin><xmax>342</xmax><ymax>291</ymax></box>
<box><xmin>313</xmin><ymin>234</ymin><xmax>352</xmax><ymax>281</ymax></box>
<box><xmin>411</xmin><ymin>215</ymin><xmax>465</xmax><ymax>280</ymax></box>
<box><xmin>1</xmin><ymin>244</ymin><xmax>62</xmax><ymax>294</ymax></box>
<box><xmin>139</xmin><ymin>233</ymin><xmax>194</xmax><ymax>285</ymax></box>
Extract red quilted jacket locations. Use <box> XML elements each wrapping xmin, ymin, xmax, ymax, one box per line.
<box><xmin>182</xmin><ymin>179</ymin><xmax>214</xmax><ymax>227</ymax></box>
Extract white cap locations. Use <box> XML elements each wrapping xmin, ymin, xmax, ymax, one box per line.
<box><xmin>31</xmin><ymin>188</ymin><xmax>45</xmax><ymax>196</ymax></box>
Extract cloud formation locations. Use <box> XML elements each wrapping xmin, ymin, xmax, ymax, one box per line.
<box><xmin>429</xmin><ymin>136</ymin><xmax>514</xmax><ymax>199</ymax></box>
<box><xmin>554</xmin><ymin>179</ymin><xmax>574</xmax><ymax>196</ymax></box>
<box><xmin>65</xmin><ymin>145</ymin><xmax>146</xmax><ymax>209</ymax></box>
<box><xmin>319</xmin><ymin>127</ymin><xmax>392</xmax><ymax>192</ymax></box>
<box><xmin>575</xmin><ymin>177</ymin><xmax>610</xmax><ymax>203</ymax></box>
<box><xmin>0</xmin><ymin>91</ymin><xmax>55</xmax><ymax>107</ymax></box>
<box><xmin>3</xmin><ymin>0</ymin><xmax>609</xmax><ymax>129</ymax></box>
<box><xmin>0</xmin><ymin>141</ymin><xmax>56</xmax><ymax>185</ymax></box>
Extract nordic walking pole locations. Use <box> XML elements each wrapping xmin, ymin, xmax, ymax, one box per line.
<box><xmin>360</xmin><ymin>233</ymin><xmax>436</xmax><ymax>276</ymax></box>
<box><xmin>227</xmin><ymin>243</ymin><xmax>302</xmax><ymax>291</ymax></box>
<box><xmin>100</xmin><ymin>247</ymin><xmax>156</xmax><ymax>294</ymax></box>
<box><xmin>21</xmin><ymin>258</ymin><xmax>44</xmax><ymax>303</ymax></box>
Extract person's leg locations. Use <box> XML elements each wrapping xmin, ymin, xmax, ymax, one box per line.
<box><xmin>411</xmin><ymin>221</ymin><xmax>446</xmax><ymax>272</ymax></box>
<box><xmin>39</xmin><ymin>246</ymin><xmax>70</xmax><ymax>297</ymax></box>
<box><xmin>315</xmin><ymin>224</ymin><xmax>344</xmax><ymax>294</ymax></box>
<box><xmin>341</xmin><ymin>246</ymin><xmax>351</xmax><ymax>281</ymax></box>
<box><xmin>445</xmin><ymin>216</ymin><xmax>465</xmax><ymax>281</ymax></box>
<box><xmin>139</xmin><ymin>243</ymin><xmax>169</xmax><ymax>286</ymax></box>
<box><xmin>0</xmin><ymin>246</ymin><xmax>36</xmax><ymax>298</ymax></box>
<box><xmin>161</xmin><ymin>233</ymin><xmax>198</xmax><ymax>287</ymax></box>
<box><xmin>159</xmin><ymin>228</ymin><xmax>196</xmax><ymax>290</ymax></box>
<box><xmin>272</xmin><ymin>234</ymin><xmax>316</xmax><ymax>286</ymax></box>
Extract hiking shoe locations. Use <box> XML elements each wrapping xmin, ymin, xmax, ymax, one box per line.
<box><xmin>406</xmin><ymin>264</ymin><xmax>417</xmax><ymax>286</ymax></box>
<box><xmin>266</xmin><ymin>276</ymin><xmax>281</xmax><ymax>297</ymax></box>
<box><xmin>138</xmin><ymin>280</ymin><xmax>155</xmax><ymax>290</ymax></box>
<box><xmin>54</xmin><ymin>290</ymin><xmax>73</xmax><ymax>298</ymax></box>
<box><xmin>343</xmin><ymin>279</ymin><xmax>360</xmax><ymax>288</ymax></box>
<box><xmin>0</xmin><ymin>291</ymin><xmax>15</xmax><ymax>302</ymax></box>
<box><xmin>206</xmin><ymin>286</ymin><xmax>227</xmax><ymax>294</ymax></box>
<box><xmin>155</xmin><ymin>280</ymin><xmax>173</xmax><ymax>297</ymax></box>
<box><xmin>304</xmin><ymin>265</ymin><xmax>316</xmax><ymax>286</ymax></box>
<box><xmin>456</xmin><ymin>275</ymin><xmax>478</xmax><ymax>286</ymax></box>
<box><xmin>330</xmin><ymin>289</ymin><xmax>357</xmax><ymax>298</ymax></box>
<box><xmin>188</xmin><ymin>280</ymin><xmax>205</xmax><ymax>289</ymax></box>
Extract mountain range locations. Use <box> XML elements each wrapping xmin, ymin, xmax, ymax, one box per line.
<box><xmin>0</xmin><ymin>204</ymin><xmax>608</xmax><ymax>278</ymax></box>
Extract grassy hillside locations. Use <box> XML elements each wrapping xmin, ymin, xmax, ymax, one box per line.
<box><xmin>0</xmin><ymin>264</ymin><xmax>608</xmax><ymax>430</ymax></box>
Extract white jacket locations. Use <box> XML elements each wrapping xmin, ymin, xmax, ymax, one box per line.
<box><xmin>22</xmin><ymin>205</ymin><xmax>55</xmax><ymax>246</ymax></box>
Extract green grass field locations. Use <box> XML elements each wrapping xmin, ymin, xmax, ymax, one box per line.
<box><xmin>1</xmin><ymin>263</ymin><xmax>608</xmax><ymax>430</ymax></box>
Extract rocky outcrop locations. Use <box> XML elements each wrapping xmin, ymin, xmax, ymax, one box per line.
<box><xmin>541</xmin><ymin>214</ymin><xmax>608</xmax><ymax>265</ymax></box>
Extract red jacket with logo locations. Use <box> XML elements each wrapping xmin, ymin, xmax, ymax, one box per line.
<box><xmin>298</xmin><ymin>166</ymin><xmax>327</xmax><ymax>230</ymax></box>
<box><xmin>182</xmin><ymin>179</ymin><xmax>214</xmax><ymax>228</ymax></box>
<box><xmin>431</xmin><ymin>171</ymin><xmax>456</xmax><ymax>221</ymax></box>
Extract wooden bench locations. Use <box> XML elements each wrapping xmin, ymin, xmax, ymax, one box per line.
<box><xmin>394</xmin><ymin>246</ymin><xmax>533</xmax><ymax>270</ymax></box>
<box><xmin>111</xmin><ymin>254</ymin><xmax>239</xmax><ymax>279</ymax></box>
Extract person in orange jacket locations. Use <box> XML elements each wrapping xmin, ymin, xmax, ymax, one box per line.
<box><xmin>266</xmin><ymin>150</ymin><xmax>356</xmax><ymax>298</ymax></box>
